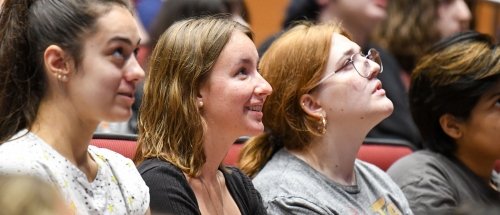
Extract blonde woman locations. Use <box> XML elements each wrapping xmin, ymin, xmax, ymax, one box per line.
<box><xmin>134</xmin><ymin>16</ymin><xmax>272</xmax><ymax>215</ymax></box>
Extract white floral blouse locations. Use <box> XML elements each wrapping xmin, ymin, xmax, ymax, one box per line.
<box><xmin>0</xmin><ymin>130</ymin><xmax>150</xmax><ymax>215</ymax></box>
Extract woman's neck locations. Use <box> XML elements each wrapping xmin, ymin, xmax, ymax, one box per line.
<box><xmin>288</xmin><ymin>131</ymin><xmax>366</xmax><ymax>186</ymax></box>
<box><xmin>455</xmin><ymin>148</ymin><xmax>496</xmax><ymax>184</ymax></box>
<box><xmin>202</xmin><ymin>129</ymin><xmax>238</xmax><ymax>173</ymax></box>
<box><xmin>31</xmin><ymin>98</ymin><xmax>99</xmax><ymax>181</ymax></box>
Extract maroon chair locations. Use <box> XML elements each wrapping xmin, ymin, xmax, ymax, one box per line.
<box><xmin>357</xmin><ymin>138</ymin><xmax>416</xmax><ymax>171</ymax></box>
<box><xmin>90</xmin><ymin>133</ymin><xmax>138</xmax><ymax>159</ymax></box>
<box><xmin>223</xmin><ymin>136</ymin><xmax>417</xmax><ymax>170</ymax></box>
<box><xmin>223</xmin><ymin>136</ymin><xmax>249</xmax><ymax>167</ymax></box>
<box><xmin>91</xmin><ymin>133</ymin><xmax>251</xmax><ymax>165</ymax></box>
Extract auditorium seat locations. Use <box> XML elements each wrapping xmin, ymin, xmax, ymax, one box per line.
<box><xmin>357</xmin><ymin>137</ymin><xmax>416</xmax><ymax>171</ymax></box>
<box><xmin>90</xmin><ymin>133</ymin><xmax>138</xmax><ymax>159</ymax></box>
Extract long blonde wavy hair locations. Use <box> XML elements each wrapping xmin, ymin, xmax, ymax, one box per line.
<box><xmin>134</xmin><ymin>16</ymin><xmax>252</xmax><ymax>177</ymax></box>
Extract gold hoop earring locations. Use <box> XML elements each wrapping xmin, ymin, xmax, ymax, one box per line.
<box><xmin>318</xmin><ymin>114</ymin><xmax>327</xmax><ymax>135</ymax></box>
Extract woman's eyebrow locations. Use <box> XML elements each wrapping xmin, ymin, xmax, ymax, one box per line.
<box><xmin>107</xmin><ymin>36</ymin><xmax>141</xmax><ymax>46</ymax></box>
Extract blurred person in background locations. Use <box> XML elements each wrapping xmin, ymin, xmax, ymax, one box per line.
<box><xmin>387</xmin><ymin>31</ymin><xmax>500</xmax><ymax>214</ymax></box>
<box><xmin>373</xmin><ymin>0</ymin><xmax>472</xmax><ymax>74</ymax></box>
<box><xmin>0</xmin><ymin>174</ymin><xmax>71</xmax><ymax>215</ymax></box>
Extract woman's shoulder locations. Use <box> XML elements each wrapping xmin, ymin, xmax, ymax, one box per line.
<box><xmin>386</xmin><ymin>150</ymin><xmax>459</xmax><ymax>195</ymax></box>
<box><xmin>0</xmin><ymin>130</ymin><xmax>41</xmax><ymax>153</ymax></box>
<box><xmin>137</xmin><ymin>158</ymin><xmax>189</xmax><ymax>190</ymax></box>
<box><xmin>137</xmin><ymin>158</ymin><xmax>183</xmax><ymax>176</ymax></box>
<box><xmin>387</xmin><ymin>150</ymin><xmax>450</xmax><ymax>176</ymax></box>
<box><xmin>90</xmin><ymin>147</ymin><xmax>150</xmax><ymax>214</ymax></box>
<box><xmin>89</xmin><ymin>145</ymin><xmax>138</xmax><ymax>172</ymax></box>
<box><xmin>223</xmin><ymin>166</ymin><xmax>253</xmax><ymax>188</ymax></box>
<box><xmin>0</xmin><ymin>131</ymin><xmax>57</xmax><ymax>178</ymax></box>
<box><xmin>253</xmin><ymin>148</ymin><xmax>304</xmax><ymax>180</ymax></box>
<box><xmin>355</xmin><ymin>159</ymin><xmax>406</xmax><ymax>191</ymax></box>
<box><xmin>90</xmin><ymin>147</ymin><xmax>148</xmax><ymax>187</ymax></box>
<box><xmin>223</xmin><ymin>166</ymin><xmax>267</xmax><ymax>215</ymax></box>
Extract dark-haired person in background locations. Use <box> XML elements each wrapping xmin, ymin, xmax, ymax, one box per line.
<box><xmin>387</xmin><ymin>31</ymin><xmax>500</xmax><ymax>214</ymax></box>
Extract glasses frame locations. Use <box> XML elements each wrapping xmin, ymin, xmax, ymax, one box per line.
<box><xmin>315</xmin><ymin>48</ymin><xmax>383</xmax><ymax>86</ymax></box>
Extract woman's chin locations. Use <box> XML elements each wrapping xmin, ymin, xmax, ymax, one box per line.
<box><xmin>105</xmin><ymin>109</ymin><xmax>133</xmax><ymax>122</ymax></box>
<box><xmin>377</xmin><ymin>102</ymin><xmax>394</xmax><ymax>122</ymax></box>
<box><xmin>242</xmin><ymin>124</ymin><xmax>265</xmax><ymax>137</ymax></box>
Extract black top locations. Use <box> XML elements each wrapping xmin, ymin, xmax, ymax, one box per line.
<box><xmin>138</xmin><ymin>158</ymin><xmax>267</xmax><ymax>215</ymax></box>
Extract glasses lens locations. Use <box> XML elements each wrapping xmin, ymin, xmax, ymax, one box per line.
<box><xmin>352</xmin><ymin>49</ymin><xmax>383</xmax><ymax>78</ymax></box>
<box><xmin>367</xmin><ymin>49</ymin><xmax>382</xmax><ymax>69</ymax></box>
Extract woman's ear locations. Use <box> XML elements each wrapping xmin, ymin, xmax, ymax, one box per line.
<box><xmin>439</xmin><ymin>114</ymin><xmax>464</xmax><ymax>139</ymax></box>
<box><xmin>300</xmin><ymin>94</ymin><xmax>324</xmax><ymax>119</ymax></box>
<box><xmin>44</xmin><ymin>45</ymin><xmax>72</xmax><ymax>82</ymax></box>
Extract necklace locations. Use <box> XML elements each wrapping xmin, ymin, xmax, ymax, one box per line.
<box><xmin>200</xmin><ymin>171</ymin><xmax>224</xmax><ymax>215</ymax></box>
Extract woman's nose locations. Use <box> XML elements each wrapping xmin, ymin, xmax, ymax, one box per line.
<box><xmin>125</xmin><ymin>55</ymin><xmax>145</xmax><ymax>83</ymax></box>
<box><xmin>455</xmin><ymin>0</ymin><xmax>472</xmax><ymax>23</ymax></box>
<box><xmin>367</xmin><ymin>60</ymin><xmax>382</xmax><ymax>79</ymax></box>
<box><xmin>255</xmin><ymin>72</ymin><xmax>273</xmax><ymax>97</ymax></box>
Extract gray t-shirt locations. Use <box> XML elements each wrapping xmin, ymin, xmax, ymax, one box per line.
<box><xmin>253</xmin><ymin>148</ymin><xmax>413</xmax><ymax>215</ymax></box>
<box><xmin>387</xmin><ymin>150</ymin><xmax>500</xmax><ymax>214</ymax></box>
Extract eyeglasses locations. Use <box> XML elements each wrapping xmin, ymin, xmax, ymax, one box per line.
<box><xmin>316</xmin><ymin>48</ymin><xmax>383</xmax><ymax>85</ymax></box>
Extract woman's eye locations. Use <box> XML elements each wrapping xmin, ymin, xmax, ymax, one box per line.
<box><xmin>345</xmin><ymin>59</ymin><xmax>352</xmax><ymax>66</ymax></box>
<box><xmin>237</xmin><ymin>68</ymin><xmax>248</xmax><ymax>76</ymax></box>
<box><xmin>112</xmin><ymin>48</ymin><xmax>124</xmax><ymax>58</ymax></box>
<box><xmin>342</xmin><ymin>59</ymin><xmax>353</xmax><ymax>70</ymax></box>
<box><xmin>133</xmin><ymin>47</ymin><xmax>139</xmax><ymax>57</ymax></box>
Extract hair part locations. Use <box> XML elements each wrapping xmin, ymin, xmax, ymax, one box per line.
<box><xmin>410</xmin><ymin>31</ymin><xmax>499</xmax><ymax>156</ymax></box>
<box><xmin>148</xmin><ymin>0</ymin><xmax>228</xmax><ymax>50</ymax></box>
<box><xmin>239</xmin><ymin>21</ymin><xmax>349</xmax><ymax>177</ymax></box>
<box><xmin>135</xmin><ymin>16</ymin><xmax>252</xmax><ymax>177</ymax></box>
<box><xmin>0</xmin><ymin>0</ymin><xmax>132</xmax><ymax>143</ymax></box>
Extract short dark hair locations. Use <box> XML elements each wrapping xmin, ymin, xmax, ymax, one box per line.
<box><xmin>410</xmin><ymin>31</ymin><xmax>499</xmax><ymax>156</ymax></box>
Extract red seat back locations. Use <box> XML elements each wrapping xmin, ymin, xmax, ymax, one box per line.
<box><xmin>222</xmin><ymin>137</ymin><xmax>416</xmax><ymax>170</ymax></box>
<box><xmin>223</xmin><ymin>136</ymin><xmax>249</xmax><ymax>166</ymax></box>
<box><xmin>357</xmin><ymin>138</ymin><xmax>415</xmax><ymax>171</ymax></box>
<box><xmin>90</xmin><ymin>133</ymin><xmax>138</xmax><ymax>159</ymax></box>
<box><xmin>91</xmin><ymin>133</ymin><xmax>251</xmax><ymax>165</ymax></box>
